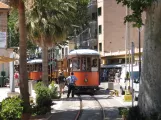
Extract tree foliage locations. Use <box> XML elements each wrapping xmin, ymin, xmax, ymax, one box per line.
<box><xmin>7</xmin><ymin>8</ymin><xmax>37</xmax><ymax>52</ymax></box>
<box><xmin>68</xmin><ymin>0</ymin><xmax>90</xmax><ymax>36</ymax></box>
<box><xmin>7</xmin><ymin>9</ymin><xmax>19</xmax><ymax>47</ymax></box>
<box><xmin>26</xmin><ymin>0</ymin><xmax>76</xmax><ymax>46</ymax></box>
<box><xmin>116</xmin><ymin>0</ymin><xmax>157</xmax><ymax>27</ymax></box>
<box><xmin>73</xmin><ymin>0</ymin><xmax>90</xmax><ymax>29</ymax></box>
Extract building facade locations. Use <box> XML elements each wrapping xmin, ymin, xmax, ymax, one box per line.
<box><xmin>97</xmin><ymin>0</ymin><xmax>144</xmax><ymax>65</ymax></box>
<box><xmin>0</xmin><ymin>2</ymin><xmax>12</xmax><ymax>77</ymax></box>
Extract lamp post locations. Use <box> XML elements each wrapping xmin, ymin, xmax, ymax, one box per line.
<box><xmin>125</xmin><ymin>6</ymin><xmax>130</xmax><ymax>74</ymax></box>
<box><xmin>131</xmin><ymin>42</ymin><xmax>135</xmax><ymax>107</ymax></box>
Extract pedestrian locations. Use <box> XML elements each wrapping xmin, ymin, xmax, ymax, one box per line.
<box><xmin>57</xmin><ymin>72</ymin><xmax>66</xmax><ymax>96</ymax></box>
<box><xmin>14</xmin><ymin>71</ymin><xmax>19</xmax><ymax>87</ymax></box>
<box><xmin>66</xmin><ymin>72</ymin><xmax>78</xmax><ymax>98</ymax></box>
<box><xmin>115</xmin><ymin>70</ymin><xmax>120</xmax><ymax>83</ymax></box>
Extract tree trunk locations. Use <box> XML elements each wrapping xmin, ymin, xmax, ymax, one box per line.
<box><xmin>18</xmin><ymin>0</ymin><xmax>30</xmax><ymax>119</ymax></box>
<box><xmin>139</xmin><ymin>1</ymin><xmax>161</xmax><ymax>116</ymax></box>
<box><xmin>42</xmin><ymin>41</ymin><xmax>48</xmax><ymax>86</ymax></box>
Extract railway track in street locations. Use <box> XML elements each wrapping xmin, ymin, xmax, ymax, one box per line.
<box><xmin>74</xmin><ymin>95</ymin><xmax>82</xmax><ymax>120</ymax></box>
<box><xmin>74</xmin><ymin>94</ymin><xmax>107</xmax><ymax>120</ymax></box>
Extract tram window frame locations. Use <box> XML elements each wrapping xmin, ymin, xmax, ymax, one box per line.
<box><xmin>91</xmin><ymin>57</ymin><xmax>99</xmax><ymax>71</ymax></box>
<box><xmin>80</xmin><ymin>56</ymin><xmax>98</xmax><ymax>72</ymax></box>
<box><xmin>70</xmin><ymin>57</ymin><xmax>80</xmax><ymax>71</ymax></box>
<box><xmin>81</xmin><ymin>57</ymin><xmax>87</xmax><ymax>71</ymax></box>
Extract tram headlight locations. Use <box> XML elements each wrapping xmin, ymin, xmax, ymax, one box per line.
<box><xmin>84</xmin><ymin>78</ymin><xmax>88</xmax><ymax>83</ymax></box>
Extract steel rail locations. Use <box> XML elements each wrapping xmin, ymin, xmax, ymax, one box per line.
<box><xmin>74</xmin><ymin>95</ymin><xmax>82</xmax><ymax>120</ymax></box>
<box><xmin>91</xmin><ymin>95</ymin><xmax>107</xmax><ymax>120</ymax></box>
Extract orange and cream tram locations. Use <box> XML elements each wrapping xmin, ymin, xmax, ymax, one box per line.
<box><xmin>27</xmin><ymin>58</ymin><xmax>67</xmax><ymax>81</ymax></box>
<box><xmin>27</xmin><ymin>59</ymin><xmax>42</xmax><ymax>80</ymax></box>
<box><xmin>67</xmin><ymin>49</ymin><xmax>100</xmax><ymax>91</ymax></box>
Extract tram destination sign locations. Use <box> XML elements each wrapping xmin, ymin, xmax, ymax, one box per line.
<box><xmin>0</xmin><ymin>32</ymin><xmax>7</xmax><ymax>48</ymax></box>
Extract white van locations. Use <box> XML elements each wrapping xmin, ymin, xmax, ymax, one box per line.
<box><xmin>119</xmin><ymin>65</ymin><xmax>140</xmax><ymax>100</ymax></box>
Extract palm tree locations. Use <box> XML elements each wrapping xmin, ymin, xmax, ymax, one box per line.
<box><xmin>8</xmin><ymin>0</ymin><xmax>30</xmax><ymax>119</ymax></box>
<box><xmin>26</xmin><ymin>0</ymin><xmax>75</xmax><ymax>86</ymax></box>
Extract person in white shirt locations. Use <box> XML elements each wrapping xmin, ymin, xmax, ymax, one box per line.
<box><xmin>66</xmin><ymin>72</ymin><xmax>78</xmax><ymax>98</ymax></box>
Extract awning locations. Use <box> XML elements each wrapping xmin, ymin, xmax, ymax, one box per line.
<box><xmin>0</xmin><ymin>56</ymin><xmax>16</xmax><ymax>63</ymax></box>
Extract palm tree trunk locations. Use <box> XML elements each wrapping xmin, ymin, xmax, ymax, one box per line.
<box><xmin>18</xmin><ymin>0</ymin><xmax>30</xmax><ymax>119</ymax></box>
<box><xmin>139</xmin><ymin>1</ymin><xmax>161</xmax><ymax>116</ymax></box>
<box><xmin>42</xmin><ymin>40</ymin><xmax>48</xmax><ymax>86</ymax></box>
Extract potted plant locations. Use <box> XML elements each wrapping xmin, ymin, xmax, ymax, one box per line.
<box><xmin>121</xmin><ymin>108</ymin><xmax>129</xmax><ymax>120</ymax></box>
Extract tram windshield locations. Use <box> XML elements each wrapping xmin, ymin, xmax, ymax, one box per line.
<box><xmin>69</xmin><ymin>56</ymin><xmax>99</xmax><ymax>72</ymax></box>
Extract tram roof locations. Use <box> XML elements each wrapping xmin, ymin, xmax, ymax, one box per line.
<box><xmin>27</xmin><ymin>59</ymin><xmax>42</xmax><ymax>64</ymax></box>
<box><xmin>68</xmin><ymin>49</ymin><xmax>100</xmax><ymax>56</ymax></box>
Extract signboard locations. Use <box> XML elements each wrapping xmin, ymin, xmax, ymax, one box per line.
<box><xmin>0</xmin><ymin>32</ymin><xmax>6</xmax><ymax>48</ymax></box>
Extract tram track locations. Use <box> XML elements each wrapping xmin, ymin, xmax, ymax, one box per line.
<box><xmin>74</xmin><ymin>94</ymin><xmax>107</xmax><ymax>120</ymax></box>
<box><xmin>90</xmin><ymin>95</ymin><xmax>107</xmax><ymax>120</ymax></box>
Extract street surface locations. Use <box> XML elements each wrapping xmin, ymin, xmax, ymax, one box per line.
<box><xmin>0</xmin><ymin>82</ymin><xmax>138</xmax><ymax>120</ymax></box>
<box><xmin>48</xmin><ymin>82</ymin><xmax>138</xmax><ymax>120</ymax></box>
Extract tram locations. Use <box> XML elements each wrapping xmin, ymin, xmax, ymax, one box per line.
<box><xmin>27</xmin><ymin>58</ymin><xmax>67</xmax><ymax>81</ymax></box>
<box><xmin>67</xmin><ymin>49</ymin><xmax>100</xmax><ymax>91</ymax></box>
<box><xmin>27</xmin><ymin>59</ymin><xmax>42</xmax><ymax>80</ymax></box>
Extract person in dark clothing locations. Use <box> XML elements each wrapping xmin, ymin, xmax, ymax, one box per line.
<box><xmin>66</xmin><ymin>72</ymin><xmax>78</xmax><ymax>98</ymax></box>
<box><xmin>58</xmin><ymin>72</ymin><xmax>66</xmax><ymax>96</ymax></box>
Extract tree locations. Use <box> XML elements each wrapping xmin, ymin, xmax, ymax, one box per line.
<box><xmin>26</xmin><ymin>0</ymin><xmax>76</xmax><ymax>85</ymax></box>
<box><xmin>8</xmin><ymin>8</ymin><xmax>37</xmax><ymax>52</ymax></box>
<box><xmin>8</xmin><ymin>0</ymin><xmax>30</xmax><ymax>119</ymax></box>
<box><xmin>68</xmin><ymin>0</ymin><xmax>90</xmax><ymax>37</ymax></box>
<box><xmin>116</xmin><ymin>0</ymin><xmax>161</xmax><ymax>117</ymax></box>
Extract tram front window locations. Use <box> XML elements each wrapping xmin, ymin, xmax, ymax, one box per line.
<box><xmin>80</xmin><ymin>57</ymin><xmax>99</xmax><ymax>71</ymax></box>
<box><xmin>71</xmin><ymin>58</ymin><xmax>80</xmax><ymax>71</ymax></box>
<box><xmin>91</xmin><ymin>57</ymin><xmax>98</xmax><ymax>71</ymax></box>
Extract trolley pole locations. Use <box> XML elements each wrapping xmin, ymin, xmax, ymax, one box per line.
<box><xmin>131</xmin><ymin>42</ymin><xmax>135</xmax><ymax>107</ymax></box>
<box><xmin>74</xmin><ymin>28</ymin><xmax>77</xmax><ymax>49</ymax></box>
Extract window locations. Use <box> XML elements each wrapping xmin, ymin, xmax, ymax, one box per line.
<box><xmin>70</xmin><ymin>58</ymin><xmax>80</xmax><ymax>71</ymax></box>
<box><xmin>91</xmin><ymin>57</ymin><xmax>98</xmax><ymax>71</ymax></box>
<box><xmin>98</xmin><ymin>25</ymin><xmax>102</xmax><ymax>34</ymax></box>
<box><xmin>81</xmin><ymin>57</ymin><xmax>87</xmax><ymax>71</ymax></box>
<box><xmin>98</xmin><ymin>7</ymin><xmax>102</xmax><ymax>16</ymax></box>
<box><xmin>65</xmin><ymin>47</ymin><xmax>68</xmax><ymax>56</ymax></box>
<box><xmin>62</xmin><ymin>48</ymin><xmax>64</xmax><ymax>58</ymax></box>
<box><xmin>92</xmin><ymin>12</ymin><xmax>96</xmax><ymax>20</ymax></box>
<box><xmin>99</xmin><ymin>43</ymin><xmax>102</xmax><ymax>51</ymax></box>
<box><xmin>94</xmin><ymin>45</ymin><xmax>97</xmax><ymax>50</ymax></box>
<box><xmin>95</xmin><ymin>29</ymin><xmax>97</xmax><ymax>38</ymax></box>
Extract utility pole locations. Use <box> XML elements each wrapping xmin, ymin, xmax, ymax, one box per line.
<box><xmin>131</xmin><ymin>42</ymin><xmax>135</xmax><ymax>107</ymax></box>
<box><xmin>138</xmin><ymin>28</ymin><xmax>141</xmax><ymax>81</ymax></box>
<box><xmin>125</xmin><ymin>6</ymin><xmax>130</xmax><ymax>91</ymax></box>
<box><xmin>125</xmin><ymin>6</ymin><xmax>130</xmax><ymax>73</ymax></box>
<box><xmin>74</xmin><ymin>28</ymin><xmax>77</xmax><ymax>49</ymax></box>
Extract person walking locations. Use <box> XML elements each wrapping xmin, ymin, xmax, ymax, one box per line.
<box><xmin>66</xmin><ymin>72</ymin><xmax>78</xmax><ymax>98</ymax></box>
<box><xmin>14</xmin><ymin>71</ymin><xmax>19</xmax><ymax>87</ymax></box>
<box><xmin>57</xmin><ymin>72</ymin><xmax>66</xmax><ymax>96</ymax></box>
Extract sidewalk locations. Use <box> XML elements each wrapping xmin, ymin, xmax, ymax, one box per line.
<box><xmin>0</xmin><ymin>87</ymin><xmax>36</xmax><ymax>102</ymax></box>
